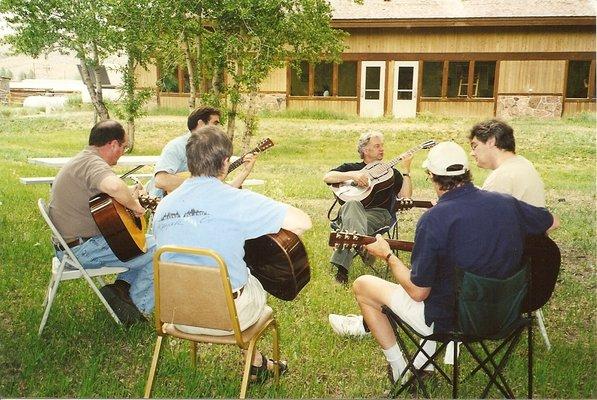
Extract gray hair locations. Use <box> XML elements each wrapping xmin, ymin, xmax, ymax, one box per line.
<box><xmin>357</xmin><ymin>130</ymin><xmax>384</xmax><ymax>159</ymax></box>
<box><xmin>186</xmin><ymin>126</ymin><xmax>233</xmax><ymax>177</ymax></box>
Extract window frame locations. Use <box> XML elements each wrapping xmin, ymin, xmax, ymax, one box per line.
<box><xmin>421</xmin><ymin>60</ymin><xmax>497</xmax><ymax>100</ymax></box>
<box><xmin>564</xmin><ymin>59</ymin><xmax>596</xmax><ymax>101</ymax></box>
<box><xmin>289</xmin><ymin>61</ymin><xmax>358</xmax><ymax>99</ymax></box>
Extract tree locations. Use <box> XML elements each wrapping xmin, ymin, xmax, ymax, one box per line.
<box><xmin>202</xmin><ymin>0</ymin><xmax>346</xmax><ymax>144</ymax></box>
<box><xmin>0</xmin><ymin>0</ymin><xmax>119</xmax><ymax>120</ymax></box>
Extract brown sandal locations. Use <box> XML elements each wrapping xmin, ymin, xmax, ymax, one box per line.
<box><xmin>249</xmin><ymin>355</ymin><xmax>288</xmax><ymax>382</ymax></box>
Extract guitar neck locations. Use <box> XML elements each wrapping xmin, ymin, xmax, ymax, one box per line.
<box><xmin>228</xmin><ymin>144</ymin><xmax>264</xmax><ymax>173</ymax></box>
<box><xmin>384</xmin><ymin>144</ymin><xmax>424</xmax><ymax>169</ymax></box>
<box><xmin>409</xmin><ymin>200</ymin><xmax>434</xmax><ymax>209</ymax></box>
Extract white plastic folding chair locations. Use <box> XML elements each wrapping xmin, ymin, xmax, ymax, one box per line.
<box><xmin>37</xmin><ymin>198</ymin><xmax>128</xmax><ymax>335</ymax></box>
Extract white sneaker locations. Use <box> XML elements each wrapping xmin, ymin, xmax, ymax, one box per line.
<box><xmin>328</xmin><ymin>314</ymin><xmax>368</xmax><ymax>337</ymax></box>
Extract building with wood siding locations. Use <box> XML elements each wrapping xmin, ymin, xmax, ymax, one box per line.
<box><xmin>137</xmin><ymin>0</ymin><xmax>596</xmax><ymax>118</ymax></box>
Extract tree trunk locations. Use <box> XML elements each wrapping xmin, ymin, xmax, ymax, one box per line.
<box><xmin>125</xmin><ymin>57</ymin><xmax>136</xmax><ymax>152</ymax></box>
<box><xmin>91</xmin><ymin>44</ymin><xmax>109</xmax><ymax>120</ymax></box>
<box><xmin>181</xmin><ymin>31</ymin><xmax>197</xmax><ymax>111</ymax></box>
<box><xmin>241</xmin><ymin>91</ymin><xmax>258</xmax><ymax>152</ymax></box>
<box><xmin>226</xmin><ymin>99</ymin><xmax>237</xmax><ymax>141</ymax></box>
<box><xmin>78</xmin><ymin>55</ymin><xmax>109</xmax><ymax>120</ymax></box>
<box><xmin>127</xmin><ymin>120</ymin><xmax>135</xmax><ymax>153</ymax></box>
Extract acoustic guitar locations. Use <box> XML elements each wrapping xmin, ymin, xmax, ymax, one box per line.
<box><xmin>394</xmin><ymin>197</ymin><xmax>434</xmax><ymax>211</ymax></box>
<box><xmin>244</xmin><ymin>229</ymin><xmax>310</xmax><ymax>301</ymax></box>
<box><xmin>328</xmin><ymin>229</ymin><xmax>561</xmax><ymax>313</ymax></box>
<box><xmin>328</xmin><ymin>140</ymin><xmax>436</xmax><ymax>208</ymax></box>
<box><xmin>89</xmin><ymin>194</ymin><xmax>159</xmax><ymax>262</ymax></box>
<box><xmin>329</xmin><ymin>230</ymin><xmax>414</xmax><ymax>253</ymax></box>
<box><xmin>228</xmin><ymin>138</ymin><xmax>274</xmax><ymax>173</ymax></box>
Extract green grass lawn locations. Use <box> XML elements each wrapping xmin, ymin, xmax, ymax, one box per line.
<box><xmin>0</xmin><ymin>108</ymin><xmax>594</xmax><ymax>398</ymax></box>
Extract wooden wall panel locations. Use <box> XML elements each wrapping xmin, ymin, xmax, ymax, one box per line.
<box><xmin>343</xmin><ymin>26</ymin><xmax>595</xmax><ymax>54</ymax></box>
<box><xmin>159</xmin><ymin>95</ymin><xmax>192</xmax><ymax>109</ymax></box>
<box><xmin>563</xmin><ymin>101</ymin><xmax>596</xmax><ymax>116</ymax></box>
<box><xmin>498</xmin><ymin>60</ymin><xmax>566</xmax><ymax>93</ymax></box>
<box><xmin>419</xmin><ymin>101</ymin><xmax>494</xmax><ymax>118</ymax></box>
<box><xmin>135</xmin><ymin>65</ymin><xmax>157</xmax><ymax>88</ymax></box>
<box><xmin>259</xmin><ymin>67</ymin><xmax>287</xmax><ymax>92</ymax></box>
<box><xmin>287</xmin><ymin>99</ymin><xmax>357</xmax><ymax>115</ymax></box>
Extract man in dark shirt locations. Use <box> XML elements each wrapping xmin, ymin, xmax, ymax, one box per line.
<box><xmin>323</xmin><ymin>130</ymin><xmax>412</xmax><ymax>283</ymax></box>
<box><xmin>351</xmin><ymin>141</ymin><xmax>558</xmax><ymax>384</ymax></box>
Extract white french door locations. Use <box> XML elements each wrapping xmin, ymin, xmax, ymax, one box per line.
<box><xmin>360</xmin><ymin>61</ymin><xmax>385</xmax><ymax>118</ymax></box>
<box><xmin>392</xmin><ymin>61</ymin><xmax>418</xmax><ymax>118</ymax></box>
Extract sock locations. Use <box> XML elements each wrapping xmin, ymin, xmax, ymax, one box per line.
<box><xmin>382</xmin><ymin>344</ymin><xmax>406</xmax><ymax>382</ymax></box>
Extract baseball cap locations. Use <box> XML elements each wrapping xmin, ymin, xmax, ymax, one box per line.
<box><xmin>422</xmin><ymin>141</ymin><xmax>469</xmax><ymax>176</ymax></box>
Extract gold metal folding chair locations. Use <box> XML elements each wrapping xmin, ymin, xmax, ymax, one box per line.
<box><xmin>144</xmin><ymin>245</ymin><xmax>281</xmax><ymax>398</ymax></box>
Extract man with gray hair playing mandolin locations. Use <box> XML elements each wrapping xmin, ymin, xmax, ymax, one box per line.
<box><xmin>323</xmin><ymin>130</ymin><xmax>414</xmax><ymax>284</ymax></box>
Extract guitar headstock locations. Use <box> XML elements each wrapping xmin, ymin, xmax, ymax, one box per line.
<box><xmin>139</xmin><ymin>194</ymin><xmax>160</xmax><ymax>213</ymax></box>
<box><xmin>328</xmin><ymin>230</ymin><xmax>372</xmax><ymax>251</ymax></box>
<box><xmin>255</xmin><ymin>138</ymin><xmax>274</xmax><ymax>153</ymax></box>
<box><xmin>395</xmin><ymin>197</ymin><xmax>416</xmax><ymax>211</ymax></box>
<box><xmin>421</xmin><ymin>140</ymin><xmax>437</xmax><ymax>150</ymax></box>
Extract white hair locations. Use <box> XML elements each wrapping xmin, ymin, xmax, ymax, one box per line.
<box><xmin>357</xmin><ymin>130</ymin><xmax>384</xmax><ymax>159</ymax></box>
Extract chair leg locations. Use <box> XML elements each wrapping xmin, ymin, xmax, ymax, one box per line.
<box><xmin>534</xmin><ymin>309</ymin><xmax>551</xmax><ymax>350</ymax></box>
<box><xmin>190</xmin><ymin>341</ymin><xmax>197</xmax><ymax>368</ymax></box>
<box><xmin>528</xmin><ymin>317</ymin><xmax>533</xmax><ymax>399</ymax></box>
<box><xmin>144</xmin><ymin>335</ymin><xmax>164</xmax><ymax>398</ymax></box>
<box><xmin>271</xmin><ymin>320</ymin><xmax>281</xmax><ymax>382</ymax></box>
<box><xmin>452</xmin><ymin>340</ymin><xmax>459</xmax><ymax>398</ymax></box>
<box><xmin>38</xmin><ymin>261</ymin><xmax>66</xmax><ymax>336</ymax></box>
<box><xmin>80</xmin><ymin>269</ymin><xmax>122</xmax><ymax>325</ymax></box>
<box><xmin>240</xmin><ymin>340</ymin><xmax>259</xmax><ymax>399</ymax></box>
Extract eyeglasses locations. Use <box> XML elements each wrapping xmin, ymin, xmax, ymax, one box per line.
<box><xmin>117</xmin><ymin>140</ymin><xmax>130</xmax><ymax>152</ymax></box>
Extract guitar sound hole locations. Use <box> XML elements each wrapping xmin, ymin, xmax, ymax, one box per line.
<box><xmin>133</xmin><ymin>217</ymin><xmax>142</xmax><ymax>230</ymax></box>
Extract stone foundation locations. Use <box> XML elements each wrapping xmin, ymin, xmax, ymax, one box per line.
<box><xmin>496</xmin><ymin>95</ymin><xmax>562</xmax><ymax>118</ymax></box>
<box><xmin>0</xmin><ymin>77</ymin><xmax>9</xmax><ymax>105</ymax></box>
<box><xmin>240</xmin><ymin>92</ymin><xmax>286</xmax><ymax>112</ymax></box>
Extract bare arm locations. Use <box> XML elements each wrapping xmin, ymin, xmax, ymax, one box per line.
<box><xmin>99</xmin><ymin>175</ymin><xmax>145</xmax><ymax>217</ymax></box>
<box><xmin>323</xmin><ymin>170</ymin><xmax>370</xmax><ymax>187</ymax></box>
<box><xmin>281</xmin><ymin>206</ymin><xmax>312</xmax><ymax>236</ymax></box>
<box><xmin>397</xmin><ymin>154</ymin><xmax>413</xmax><ymax>198</ymax></box>
<box><xmin>154</xmin><ymin>171</ymin><xmax>187</xmax><ymax>194</ymax></box>
<box><xmin>365</xmin><ymin>234</ymin><xmax>431</xmax><ymax>302</ymax></box>
<box><xmin>229</xmin><ymin>153</ymin><xmax>258</xmax><ymax>188</ymax></box>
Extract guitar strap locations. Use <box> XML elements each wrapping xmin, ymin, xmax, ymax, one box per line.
<box><xmin>327</xmin><ymin>198</ymin><xmax>340</xmax><ymax>222</ymax></box>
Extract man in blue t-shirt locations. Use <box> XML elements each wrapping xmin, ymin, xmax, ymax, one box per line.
<box><xmin>147</xmin><ymin>106</ymin><xmax>257</xmax><ymax>198</ymax></box>
<box><xmin>349</xmin><ymin>141</ymin><xmax>559</xmax><ymax>386</ymax></box>
<box><xmin>152</xmin><ymin>126</ymin><xmax>311</xmax><ymax>381</ymax></box>
<box><xmin>323</xmin><ymin>131</ymin><xmax>412</xmax><ymax>283</ymax></box>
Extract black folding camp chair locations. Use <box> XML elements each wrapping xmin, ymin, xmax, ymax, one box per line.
<box><xmin>383</xmin><ymin>265</ymin><xmax>533</xmax><ymax>399</ymax></box>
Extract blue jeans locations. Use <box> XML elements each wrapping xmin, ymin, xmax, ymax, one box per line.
<box><xmin>56</xmin><ymin>235</ymin><xmax>155</xmax><ymax>314</ymax></box>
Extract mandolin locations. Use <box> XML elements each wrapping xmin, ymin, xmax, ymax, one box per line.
<box><xmin>89</xmin><ymin>194</ymin><xmax>159</xmax><ymax>262</ymax></box>
<box><xmin>329</xmin><ymin>140</ymin><xmax>436</xmax><ymax>208</ymax></box>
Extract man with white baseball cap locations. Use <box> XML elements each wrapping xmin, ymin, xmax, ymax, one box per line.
<box><xmin>332</xmin><ymin>141</ymin><xmax>559</xmax><ymax>391</ymax></box>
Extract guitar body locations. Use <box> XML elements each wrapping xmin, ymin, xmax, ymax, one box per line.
<box><xmin>330</xmin><ymin>162</ymin><xmax>396</xmax><ymax>208</ymax></box>
<box><xmin>244</xmin><ymin>229</ymin><xmax>310</xmax><ymax>301</ymax></box>
<box><xmin>522</xmin><ymin>234</ymin><xmax>561</xmax><ymax>313</ymax></box>
<box><xmin>89</xmin><ymin>193</ymin><xmax>148</xmax><ymax>262</ymax></box>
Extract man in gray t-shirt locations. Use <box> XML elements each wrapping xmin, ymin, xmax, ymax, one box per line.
<box><xmin>49</xmin><ymin>120</ymin><xmax>155</xmax><ymax>325</ymax></box>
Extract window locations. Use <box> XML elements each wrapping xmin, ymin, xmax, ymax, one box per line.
<box><xmin>159</xmin><ymin>64</ymin><xmax>190</xmax><ymax>94</ymax></box>
<box><xmin>447</xmin><ymin>61</ymin><xmax>469</xmax><ymax>98</ymax></box>
<box><xmin>290</xmin><ymin>61</ymin><xmax>357</xmax><ymax>97</ymax></box>
<box><xmin>338</xmin><ymin>62</ymin><xmax>357</xmax><ymax>97</ymax></box>
<box><xmin>396</xmin><ymin>66</ymin><xmax>414</xmax><ymax>100</ymax></box>
<box><xmin>422</xmin><ymin>62</ymin><xmax>443</xmax><ymax>98</ymax></box>
<box><xmin>421</xmin><ymin>60</ymin><xmax>496</xmax><ymax>99</ymax></box>
<box><xmin>290</xmin><ymin>61</ymin><xmax>309</xmax><ymax>96</ymax></box>
<box><xmin>566</xmin><ymin>60</ymin><xmax>593</xmax><ymax>99</ymax></box>
<box><xmin>364</xmin><ymin>66</ymin><xmax>381</xmax><ymax>99</ymax></box>
<box><xmin>474</xmin><ymin>61</ymin><xmax>496</xmax><ymax>98</ymax></box>
<box><xmin>314</xmin><ymin>62</ymin><xmax>333</xmax><ymax>96</ymax></box>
